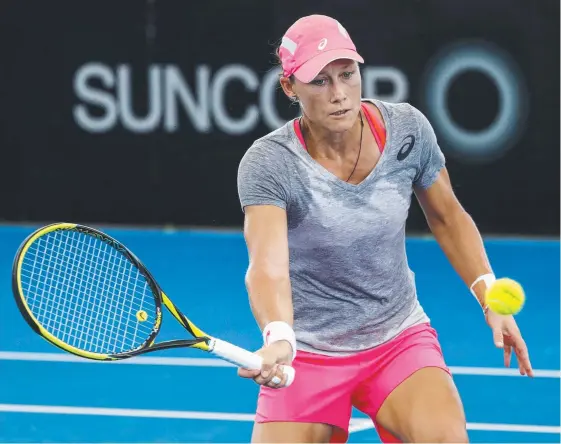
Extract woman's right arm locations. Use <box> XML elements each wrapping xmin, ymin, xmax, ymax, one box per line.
<box><xmin>236</xmin><ymin>143</ymin><xmax>295</xmax><ymax>387</ymax></box>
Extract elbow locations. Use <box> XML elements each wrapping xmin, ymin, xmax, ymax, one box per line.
<box><xmin>244</xmin><ymin>263</ymin><xmax>293</xmax><ymax>326</ymax></box>
<box><xmin>428</xmin><ymin>205</ymin><xmax>470</xmax><ymax>233</ymax></box>
<box><xmin>245</xmin><ymin>263</ymin><xmax>289</xmax><ymax>291</ymax></box>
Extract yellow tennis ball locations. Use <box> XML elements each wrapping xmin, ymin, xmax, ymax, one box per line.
<box><xmin>136</xmin><ymin>310</ymin><xmax>148</xmax><ymax>322</ymax></box>
<box><xmin>485</xmin><ymin>278</ymin><xmax>525</xmax><ymax>315</ymax></box>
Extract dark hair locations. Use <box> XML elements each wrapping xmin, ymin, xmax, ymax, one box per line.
<box><xmin>272</xmin><ymin>42</ymin><xmax>299</xmax><ymax>107</ymax></box>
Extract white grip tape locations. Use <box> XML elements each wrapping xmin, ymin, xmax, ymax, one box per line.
<box><xmin>210</xmin><ymin>338</ymin><xmax>295</xmax><ymax>387</ymax></box>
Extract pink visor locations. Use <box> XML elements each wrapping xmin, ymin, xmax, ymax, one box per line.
<box><xmin>278</xmin><ymin>15</ymin><xmax>364</xmax><ymax>83</ymax></box>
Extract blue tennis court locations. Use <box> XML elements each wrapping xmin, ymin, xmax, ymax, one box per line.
<box><xmin>0</xmin><ymin>225</ymin><xmax>559</xmax><ymax>443</ymax></box>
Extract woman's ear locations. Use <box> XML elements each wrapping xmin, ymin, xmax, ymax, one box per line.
<box><xmin>279</xmin><ymin>76</ymin><xmax>298</xmax><ymax>102</ymax></box>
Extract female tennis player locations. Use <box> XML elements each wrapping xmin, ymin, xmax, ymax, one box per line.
<box><xmin>236</xmin><ymin>14</ymin><xmax>533</xmax><ymax>443</ymax></box>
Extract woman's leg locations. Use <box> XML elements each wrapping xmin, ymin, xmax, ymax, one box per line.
<box><xmin>352</xmin><ymin>323</ymin><xmax>467</xmax><ymax>442</ymax></box>
<box><xmin>375</xmin><ymin>367</ymin><xmax>468</xmax><ymax>442</ymax></box>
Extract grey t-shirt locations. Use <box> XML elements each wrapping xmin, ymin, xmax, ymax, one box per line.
<box><xmin>237</xmin><ymin>99</ymin><xmax>445</xmax><ymax>356</ymax></box>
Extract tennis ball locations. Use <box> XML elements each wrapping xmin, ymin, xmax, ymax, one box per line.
<box><xmin>485</xmin><ymin>278</ymin><xmax>525</xmax><ymax>315</ymax></box>
<box><xmin>136</xmin><ymin>310</ymin><xmax>148</xmax><ymax>322</ymax></box>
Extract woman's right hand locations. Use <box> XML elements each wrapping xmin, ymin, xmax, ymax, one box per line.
<box><xmin>237</xmin><ymin>340</ymin><xmax>294</xmax><ymax>388</ymax></box>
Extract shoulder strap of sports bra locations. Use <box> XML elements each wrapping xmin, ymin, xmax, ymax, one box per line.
<box><xmin>361</xmin><ymin>102</ymin><xmax>386</xmax><ymax>153</ymax></box>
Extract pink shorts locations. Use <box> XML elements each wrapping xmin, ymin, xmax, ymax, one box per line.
<box><xmin>255</xmin><ymin>323</ymin><xmax>450</xmax><ymax>443</ymax></box>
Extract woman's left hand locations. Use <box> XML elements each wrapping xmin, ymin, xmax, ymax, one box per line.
<box><xmin>485</xmin><ymin>309</ymin><xmax>534</xmax><ymax>377</ymax></box>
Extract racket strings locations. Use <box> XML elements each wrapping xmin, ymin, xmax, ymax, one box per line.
<box><xmin>20</xmin><ymin>230</ymin><xmax>157</xmax><ymax>354</ymax></box>
<box><xmin>23</xmin><ymin>237</ymin><xmax>148</xmax><ymax>348</ymax></box>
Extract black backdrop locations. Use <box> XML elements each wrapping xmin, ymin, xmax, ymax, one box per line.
<box><xmin>0</xmin><ymin>0</ymin><xmax>558</xmax><ymax>235</ymax></box>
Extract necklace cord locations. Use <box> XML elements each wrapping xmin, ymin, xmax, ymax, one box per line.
<box><xmin>346</xmin><ymin>111</ymin><xmax>364</xmax><ymax>182</ymax></box>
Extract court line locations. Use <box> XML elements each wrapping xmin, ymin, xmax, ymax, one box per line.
<box><xmin>0</xmin><ymin>403</ymin><xmax>254</xmax><ymax>421</ymax></box>
<box><xmin>0</xmin><ymin>351</ymin><xmax>559</xmax><ymax>378</ymax></box>
<box><xmin>0</xmin><ymin>404</ymin><xmax>558</xmax><ymax>435</ymax></box>
<box><xmin>448</xmin><ymin>366</ymin><xmax>560</xmax><ymax>378</ymax></box>
<box><xmin>0</xmin><ymin>351</ymin><xmax>234</xmax><ymax>367</ymax></box>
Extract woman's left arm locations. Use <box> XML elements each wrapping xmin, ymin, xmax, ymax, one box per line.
<box><xmin>414</xmin><ymin>169</ymin><xmax>534</xmax><ymax>377</ymax></box>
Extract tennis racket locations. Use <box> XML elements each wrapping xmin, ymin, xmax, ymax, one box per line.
<box><xmin>11</xmin><ymin>222</ymin><xmax>295</xmax><ymax>386</ymax></box>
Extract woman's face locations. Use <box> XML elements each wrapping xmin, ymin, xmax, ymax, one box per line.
<box><xmin>281</xmin><ymin>59</ymin><xmax>362</xmax><ymax>133</ymax></box>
